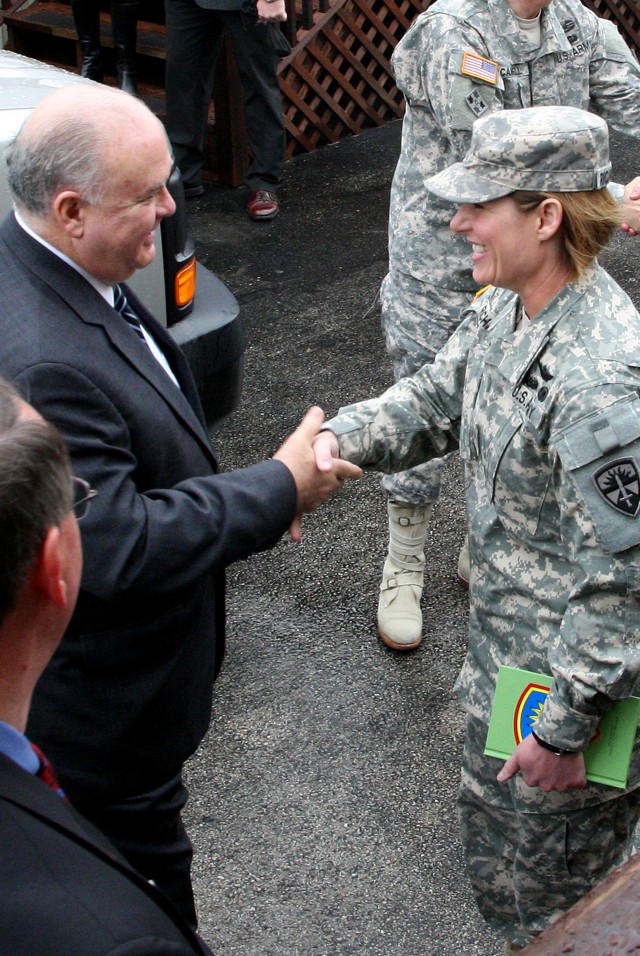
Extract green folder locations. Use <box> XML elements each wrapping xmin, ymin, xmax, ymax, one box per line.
<box><xmin>484</xmin><ymin>665</ymin><xmax>640</xmax><ymax>789</ymax></box>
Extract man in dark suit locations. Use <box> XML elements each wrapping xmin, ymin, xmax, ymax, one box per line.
<box><xmin>0</xmin><ymin>83</ymin><xmax>360</xmax><ymax>928</ymax></box>
<box><xmin>0</xmin><ymin>376</ymin><xmax>212</xmax><ymax>954</ymax></box>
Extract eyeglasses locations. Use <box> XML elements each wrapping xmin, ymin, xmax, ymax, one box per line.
<box><xmin>72</xmin><ymin>476</ymin><xmax>98</xmax><ymax>520</ymax></box>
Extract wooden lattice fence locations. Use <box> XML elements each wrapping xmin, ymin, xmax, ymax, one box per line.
<box><xmin>278</xmin><ymin>0</ymin><xmax>425</xmax><ymax>157</ymax></box>
<box><xmin>582</xmin><ymin>0</ymin><xmax>640</xmax><ymax>55</ymax></box>
<box><xmin>278</xmin><ymin>0</ymin><xmax>640</xmax><ymax>159</ymax></box>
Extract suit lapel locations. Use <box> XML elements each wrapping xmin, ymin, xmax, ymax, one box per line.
<box><xmin>0</xmin><ymin>754</ymin><xmax>128</xmax><ymax>864</ymax></box>
<box><xmin>2</xmin><ymin>215</ymin><xmax>215</xmax><ymax>465</ymax></box>
<box><xmin>123</xmin><ymin>283</ymin><xmax>209</xmax><ymax>429</ymax></box>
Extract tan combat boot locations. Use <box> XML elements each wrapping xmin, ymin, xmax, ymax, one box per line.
<box><xmin>377</xmin><ymin>500</ymin><xmax>433</xmax><ymax>651</ymax></box>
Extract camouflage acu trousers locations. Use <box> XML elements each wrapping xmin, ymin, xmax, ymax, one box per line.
<box><xmin>379</xmin><ymin>269</ymin><xmax>472</xmax><ymax>504</ymax></box>
<box><xmin>458</xmin><ymin>718</ymin><xmax>640</xmax><ymax>947</ymax></box>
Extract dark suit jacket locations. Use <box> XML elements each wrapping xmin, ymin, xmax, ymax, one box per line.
<box><xmin>0</xmin><ymin>755</ymin><xmax>212</xmax><ymax>955</ymax></box>
<box><xmin>0</xmin><ymin>213</ymin><xmax>297</xmax><ymax>804</ymax></box>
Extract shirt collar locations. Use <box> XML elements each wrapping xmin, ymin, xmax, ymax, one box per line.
<box><xmin>13</xmin><ymin>209</ymin><xmax>114</xmax><ymax>305</ymax></box>
<box><xmin>0</xmin><ymin>720</ymin><xmax>39</xmax><ymax>774</ymax></box>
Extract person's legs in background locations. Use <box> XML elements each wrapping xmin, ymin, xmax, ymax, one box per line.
<box><xmin>164</xmin><ymin>0</ymin><xmax>225</xmax><ymax>196</ymax></box>
<box><xmin>377</xmin><ymin>270</ymin><xmax>471</xmax><ymax>650</ymax></box>
<box><xmin>70</xmin><ymin>0</ymin><xmax>138</xmax><ymax>93</ymax></box>
<box><xmin>221</xmin><ymin>9</ymin><xmax>286</xmax><ymax>220</ymax></box>
<box><xmin>71</xmin><ymin>0</ymin><xmax>103</xmax><ymax>81</ymax></box>
<box><xmin>111</xmin><ymin>0</ymin><xmax>139</xmax><ymax>94</ymax></box>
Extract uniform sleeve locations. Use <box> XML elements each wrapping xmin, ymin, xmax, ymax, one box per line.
<box><xmin>327</xmin><ymin>305</ymin><xmax>479</xmax><ymax>469</ymax></box>
<box><xmin>534</xmin><ymin>387</ymin><xmax>640</xmax><ymax>751</ymax></box>
<box><xmin>393</xmin><ymin>12</ymin><xmax>505</xmax><ymax>158</ymax></box>
<box><xmin>588</xmin><ymin>18</ymin><xmax>640</xmax><ymax>142</ymax></box>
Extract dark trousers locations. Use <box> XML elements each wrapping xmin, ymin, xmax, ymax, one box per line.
<box><xmin>77</xmin><ymin>772</ymin><xmax>198</xmax><ymax>929</ymax></box>
<box><xmin>164</xmin><ymin>0</ymin><xmax>286</xmax><ymax>191</ymax></box>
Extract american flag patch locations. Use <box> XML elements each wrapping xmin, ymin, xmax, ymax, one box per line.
<box><xmin>460</xmin><ymin>51</ymin><xmax>499</xmax><ymax>85</ymax></box>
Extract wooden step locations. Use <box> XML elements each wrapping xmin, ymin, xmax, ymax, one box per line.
<box><xmin>2</xmin><ymin>1</ymin><xmax>168</xmax><ymax>122</ymax></box>
<box><xmin>2</xmin><ymin>2</ymin><xmax>166</xmax><ymax>59</ymax></box>
<box><xmin>0</xmin><ymin>0</ymin><xmax>247</xmax><ymax>186</ymax></box>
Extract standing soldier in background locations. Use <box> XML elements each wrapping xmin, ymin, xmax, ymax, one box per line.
<box><xmin>376</xmin><ymin>0</ymin><xmax>640</xmax><ymax>652</ymax></box>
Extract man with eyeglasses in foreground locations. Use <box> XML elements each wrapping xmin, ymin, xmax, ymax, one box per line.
<box><xmin>0</xmin><ymin>82</ymin><xmax>361</xmax><ymax>930</ymax></box>
<box><xmin>0</xmin><ymin>376</ymin><xmax>214</xmax><ymax>954</ymax></box>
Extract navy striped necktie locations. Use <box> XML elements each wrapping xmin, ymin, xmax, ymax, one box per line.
<box><xmin>113</xmin><ymin>284</ymin><xmax>146</xmax><ymax>342</ymax></box>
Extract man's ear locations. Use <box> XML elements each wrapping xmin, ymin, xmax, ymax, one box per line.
<box><xmin>33</xmin><ymin>526</ymin><xmax>68</xmax><ymax>607</ymax></box>
<box><xmin>53</xmin><ymin>190</ymin><xmax>87</xmax><ymax>239</ymax></box>
<box><xmin>537</xmin><ymin>197</ymin><xmax>564</xmax><ymax>241</ymax></box>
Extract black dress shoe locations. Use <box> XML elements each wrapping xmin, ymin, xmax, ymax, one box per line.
<box><xmin>183</xmin><ymin>182</ymin><xmax>204</xmax><ymax>198</ymax></box>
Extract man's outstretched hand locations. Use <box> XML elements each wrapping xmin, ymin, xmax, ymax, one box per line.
<box><xmin>273</xmin><ymin>406</ymin><xmax>362</xmax><ymax>541</ymax></box>
<box><xmin>621</xmin><ymin>176</ymin><xmax>640</xmax><ymax>236</ymax></box>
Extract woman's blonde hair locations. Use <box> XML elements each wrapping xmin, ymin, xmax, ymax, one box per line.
<box><xmin>511</xmin><ymin>188</ymin><xmax>622</xmax><ymax>278</ymax></box>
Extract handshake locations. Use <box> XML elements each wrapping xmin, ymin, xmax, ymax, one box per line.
<box><xmin>273</xmin><ymin>405</ymin><xmax>361</xmax><ymax>541</ymax></box>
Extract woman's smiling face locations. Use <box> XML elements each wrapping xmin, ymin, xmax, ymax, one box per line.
<box><xmin>449</xmin><ymin>197</ymin><xmax>543</xmax><ymax>296</ymax></box>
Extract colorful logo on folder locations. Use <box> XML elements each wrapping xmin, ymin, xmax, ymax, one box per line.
<box><xmin>485</xmin><ymin>665</ymin><xmax>640</xmax><ymax>789</ymax></box>
<box><xmin>514</xmin><ymin>682</ymin><xmax>550</xmax><ymax>745</ymax></box>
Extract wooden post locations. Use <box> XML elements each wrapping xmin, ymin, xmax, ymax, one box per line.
<box><xmin>521</xmin><ymin>853</ymin><xmax>640</xmax><ymax>955</ymax></box>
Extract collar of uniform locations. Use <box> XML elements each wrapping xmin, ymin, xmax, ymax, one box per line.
<box><xmin>485</xmin><ymin>0</ymin><xmax>567</xmax><ymax>59</ymax></box>
<box><xmin>494</xmin><ymin>272</ymin><xmax>590</xmax><ymax>386</ymax></box>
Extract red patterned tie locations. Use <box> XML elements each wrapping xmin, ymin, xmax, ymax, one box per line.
<box><xmin>30</xmin><ymin>743</ymin><xmax>69</xmax><ymax>802</ymax></box>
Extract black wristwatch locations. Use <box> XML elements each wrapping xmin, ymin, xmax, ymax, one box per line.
<box><xmin>531</xmin><ymin>730</ymin><xmax>574</xmax><ymax>757</ymax></box>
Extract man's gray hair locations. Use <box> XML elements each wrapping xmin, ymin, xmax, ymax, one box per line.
<box><xmin>6</xmin><ymin>116</ymin><xmax>110</xmax><ymax>216</ymax></box>
<box><xmin>0</xmin><ymin>378</ymin><xmax>72</xmax><ymax>622</ymax></box>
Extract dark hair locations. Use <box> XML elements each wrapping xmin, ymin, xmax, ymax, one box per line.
<box><xmin>511</xmin><ymin>188</ymin><xmax>622</xmax><ymax>278</ymax></box>
<box><xmin>0</xmin><ymin>379</ymin><xmax>72</xmax><ymax>622</ymax></box>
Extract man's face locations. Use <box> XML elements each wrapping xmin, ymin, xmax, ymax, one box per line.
<box><xmin>75</xmin><ymin>115</ymin><xmax>176</xmax><ymax>285</ymax></box>
<box><xmin>507</xmin><ymin>0</ymin><xmax>552</xmax><ymax>19</ymax></box>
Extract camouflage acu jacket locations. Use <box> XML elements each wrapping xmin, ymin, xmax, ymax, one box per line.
<box><xmin>390</xmin><ymin>0</ymin><xmax>640</xmax><ymax>292</ymax></box>
<box><xmin>329</xmin><ymin>267</ymin><xmax>640</xmax><ymax>784</ymax></box>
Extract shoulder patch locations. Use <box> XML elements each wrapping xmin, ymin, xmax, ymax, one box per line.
<box><xmin>460</xmin><ymin>51</ymin><xmax>499</xmax><ymax>86</ymax></box>
<box><xmin>556</xmin><ymin>397</ymin><xmax>640</xmax><ymax>553</ymax></box>
<box><xmin>592</xmin><ymin>458</ymin><xmax>640</xmax><ymax>518</ymax></box>
<box><xmin>465</xmin><ymin>88</ymin><xmax>489</xmax><ymax>117</ymax></box>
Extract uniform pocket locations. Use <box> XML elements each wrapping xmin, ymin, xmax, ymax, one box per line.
<box><xmin>487</xmin><ymin>414</ymin><xmax>553</xmax><ymax>538</ymax></box>
<box><xmin>555</xmin><ymin>395</ymin><xmax>640</xmax><ymax>554</ymax></box>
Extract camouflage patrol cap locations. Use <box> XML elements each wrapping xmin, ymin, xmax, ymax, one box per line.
<box><xmin>425</xmin><ymin>106</ymin><xmax>611</xmax><ymax>203</ymax></box>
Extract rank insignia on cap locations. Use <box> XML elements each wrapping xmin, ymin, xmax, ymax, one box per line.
<box><xmin>592</xmin><ymin>457</ymin><xmax>640</xmax><ymax>518</ymax></box>
<box><xmin>466</xmin><ymin>88</ymin><xmax>489</xmax><ymax>117</ymax></box>
<box><xmin>461</xmin><ymin>51</ymin><xmax>499</xmax><ymax>86</ymax></box>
